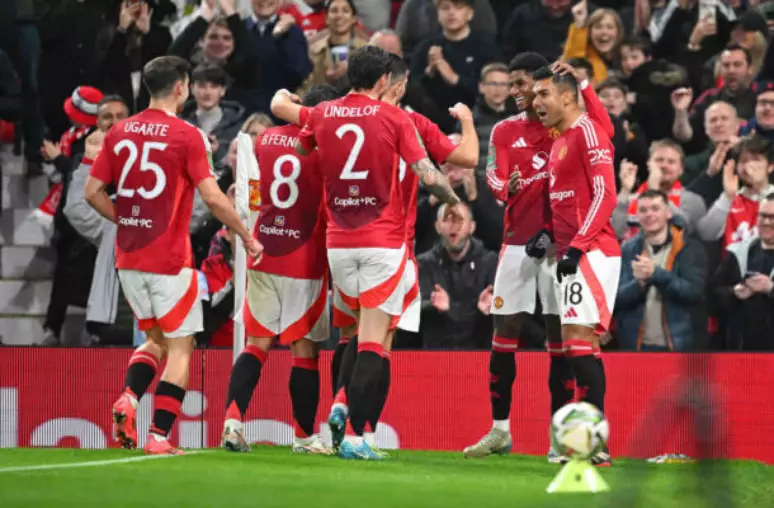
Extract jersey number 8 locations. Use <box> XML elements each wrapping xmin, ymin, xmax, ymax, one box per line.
<box><xmin>270</xmin><ymin>154</ymin><xmax>301</xmax><ymax>209</ymax></box>
<box><xmin>115</xmin><ymin>139</ymin><xmax>168</xmax><ymax>200</ymax></box>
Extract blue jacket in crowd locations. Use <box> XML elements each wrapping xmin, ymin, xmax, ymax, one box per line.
<box><xmin>615</xmin><ymin>221</ymin><xmax>707</xmax><ymax>352</ymax></box>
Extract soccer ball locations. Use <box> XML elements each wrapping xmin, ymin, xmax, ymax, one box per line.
<box><xmin>550</xmin><ymin>402</ymin><xmax>609</xmax><ymax>460</ymax></box>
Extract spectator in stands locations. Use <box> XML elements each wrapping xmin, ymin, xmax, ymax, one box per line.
<box><xmin>698</xmin><ymin>134</ymin><xmax>774</xmax><ymax>248</ymax></box>
<box><xmin>243</xmin><ymin>0</ymin><xmax>312</xmax><ymax>113</ymax></box>
<box><xmin>615</xmin><ymin>139</ymin><xmax>707</xmax><ymax>240</ymax></box>
<box><xmin>466</xmin><ymin>62</ymin><xmax>514</xmax><ymax>172</ymax></box>
<box><xmin>597</xmin><ymin>78</ymin><xmax>649</xmax><ymax>175</ymax></box>
<box><xmin>616</xmin><ymin>189</ymin><xmax>707</xmax><ymax>352</ymax></box>
<box><xmin>395</xmin><ymin>0</ymin><xmax>496</xmax><ymax>58</ymax></box>
<box><xmin>240</xmin><ymin>112</ymin><xmax>274</xmax><ymax>141</ymax></box>
<box><xmin>649</xmin><ymin>0</ymin><xmax>736</xmax><ymax>67</ymax></box>
<box><xmin>501</xmin><ymin>0</ymin><xmax>574</xmax><ymax>63</ymax></box>
<box><xmin>623</xmin><ymin>36</ymin><xmax>690</xmax><ymax>144</ymax></box>
<box><xmin>714</xmin><ymin>10</ymin><xmax>769</xmax><ymax>90</ymax></box>
<box><xmin>36</xmin><ymin>0</ymin><xmax>116</xmax><ymax>138</ymax></box>
<box><xmin>181</xmin><ymin>63</ymin><xmax>245</xmax><ymax>162</ymax></box>
<box><xmin>169</xmin><ymin>0</ymin><xmax>259</xmax><ymax>112</ymax></box>
<box><xmin>619</xmin><ymin>34</ymin><xmax>652</xmax><ymax>79</ymax></box>
<box><xmin>299</xmin><ymin>0</ymin><xmax>369</xmax><ymax>94</ymax></box>
<box><xmin>683</xmin><ymin>101</ymin><xmax>740</xmax><ymax>190</ymax></box>
<box><xmin>710</xmin><ymin>192</ymin><xmax>774</xmax><ymax>350</ymax></box>
<box><xmin>415</xmin><ymin>133</ymin><xmax>503</xmax><ymax>255</ymax></box>
<box><xmin>417</xmin><ymin>203</ymin><xmax>497</xmax><ymax>349</ymax></box>
<box><xmin>369</xmin><ymin>29</ymin><xmax>453</xmax><ymax>132</ymax></box>
<box><xmin>63</xmin><ymin>96</ymin><xmax>130</xmax><ymax>345</ymax></box>
<box><xmin>672</xmin><ymin>45</ymin><xmax>757</xmax><ymax>152</ymax></box>
<box><xmin>0</xmin><ymin>48</ymin><xmax>22</xmax><ymax>122</ymax></box>
<box><xmin>561</xmin><ymin>2</ymin><xmax>624</xmax><ymax>85</ymax></box>
<box><xmin>739</xmin><ymin>82</ymin><xmax>774</xmax><ymax>141</ymax></box>
<box><xmin>410</xmin><ymin>0</ymin><xmax>502</xmax><ymax>113</ymax></box>
<box><xmin>102</xmin><ymin>0</ymin><xmax>172</xmax><ymax>113</ymax></box>
<box><xmin>280</xmin><ymin>0</ymin><xmax>328</xmax><ymax>38</ymax></box>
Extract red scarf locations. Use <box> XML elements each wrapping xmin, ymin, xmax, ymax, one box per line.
<box><xmin>58</xmin><ymin>125</ymin><xmax>91</xmax><ymax>158</ymax></box>
<box><xmin>625</xmin><ymin>181</ymin><xmax>683</xmax><ymax>241</ymax></box>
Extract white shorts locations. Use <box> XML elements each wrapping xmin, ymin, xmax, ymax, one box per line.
<box><xmin>396</xmin><ymin>258</ymin><xmax>420</xmax><ymax>333</ymax></box>
<box><xmin>118</xmin><ymin>268</ymin><xmax>203</xmax><ymax>339</ymax></box>
<box><xmin>490</xmin><ymin>245</ymin><xmax>560</xmax><ymax>316</ymax></box>
<box><xmin>244</xmin><ymin>271</ymin><xmax>329</xmax><ymax>345</ymax></box>
<box><xmin>328</xmin><ymin>245</ymin><xmax>408</xmax><ymax>316</ymax></box>
<box><xmin>555</xmin><ymin>250</ymin><xmax>620</xmax><ymax>332</ymax></box>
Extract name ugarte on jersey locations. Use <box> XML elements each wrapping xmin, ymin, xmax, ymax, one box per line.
<box><xmin>123</xmin><ymin>121</ymin><xmax>170</xmax><ymax>137</ymax></box>
<box><xmin>323</xmin><ymin>104</ymin><xmax>381</xmax><ymax>118</ymax></box>
<box><xmin>261</xmin><ymin>133</ymin><xmax>298</xmax><ymax>148</ymax></box>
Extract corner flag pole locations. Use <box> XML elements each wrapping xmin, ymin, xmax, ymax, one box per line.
<box><xmin>233</xmin><ymin>133</ymin><xmax>259</xmax><ymax>364</ymax></box>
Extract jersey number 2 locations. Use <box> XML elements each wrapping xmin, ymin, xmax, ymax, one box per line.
<box><xmin>115</xmin><ymin>140</ymin><xmax>167</xmax><ymax>200</ymax></box>
<box><xmin>336</xmin><ymin>124</ymin><xmax>367</xmax><ymax>180</ymax></box>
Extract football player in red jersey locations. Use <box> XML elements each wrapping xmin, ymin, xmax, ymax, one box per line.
<box><xmin>85</xmin><ymin>56</ymin><xmax>262</xmax><ymax>455</ymax></box>
<box><xmin>530</xmin><ymin>66</ymin><xmax>621</xmax><ymax>466</ymax></box>
<box><xmin>270</xmin><ymin>53</ymin><xmax>477</xmax><ymax>454</ymax></box>
<box><xmin>220</xmin><ymin>85</ymin><xmax>340</xmax><ymax>455</ymax></box>
<box><xmin>464</xmin><ymin>53</ymin><xmax>614</xmax><ymax>462</ymax></box>
<box><xmin>295</xmin><ymin>45</ymin><xmax>460</xmax><ymax>459</ymax></box>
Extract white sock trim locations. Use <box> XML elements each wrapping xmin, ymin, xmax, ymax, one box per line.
<box><xmin>492</xmin><ymin>420</ymin><xmax>510</xmax><ymax>432</ymax></box>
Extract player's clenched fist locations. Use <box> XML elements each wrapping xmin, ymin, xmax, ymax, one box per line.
<box><xmin>525</xmin><ymin>227</ymin><xmax>553</xmax><ymax>258</ymax></box>
<box><xmin>448</xmin><ymin>103</ymin><xmax>473</xmax><ymax>122</ymax></box>
<box><xmin>508</xmin><ymin>168</ymin><xmax>523</xmax><ymax>195</ymax></box>
<box><xmin>84</xmin><ymin>130</ymin><xmax>105</xmax><ymax>160</ymax></box>
<box><xmin>243</xmin><ymin>236</ymin><xmax>264</xmax><ymax>266</ymax></box>
<box><xmin>556</xmin><ymin>247</ymin><xmax>582</xmax><ymax>283</ymax></box>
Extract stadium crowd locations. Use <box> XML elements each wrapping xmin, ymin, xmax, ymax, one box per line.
<box><xmin>3</xmin><ymin>0</ymin><xmax>774</xmax><ymax>353</ymax></box>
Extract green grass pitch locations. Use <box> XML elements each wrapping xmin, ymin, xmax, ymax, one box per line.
<box><xmin>0</xmin><ymin>447</ymin><xmax>773</xmax><ymax>507</ymax></box>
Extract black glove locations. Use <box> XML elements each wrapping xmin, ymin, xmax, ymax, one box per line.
<box><xmin>525</xmin><ymin>228</ymin><xmax>553</xmax><ymax>258</ymax></box>
<box><xmin>556</xmin><ymin>247</ymin><xmax>583</xmax><ymax>283</ymax></box>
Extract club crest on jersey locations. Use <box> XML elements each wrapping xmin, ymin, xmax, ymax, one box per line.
<box><xmin>274</xmin><ymin>215</ymin><xmax>285</xmax><ymax>227</ymax></box>
<box><xmin>249</xmin><ymin>179</ymin><xmax>261</xmax><ymax>211</ymax></box>
<box><xmin>549</xmin><ymin>128</ymin><xmax>560</xmax><ymax>139</ymax></box>
<box><xmin>494</xmin><ymin>296</ymin><xmax>504</xmax><ymax>309</ymax></box>
<box><xmin>558</xmin><ymin>145</ymin><xmax>567</xmax><ymax>160</ymax></box>
<box><xmin>349</xmin><ymin>185</ymin><xmax>360</xmax><ymax>197</ymax></box>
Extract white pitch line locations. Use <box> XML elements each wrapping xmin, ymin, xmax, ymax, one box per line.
<box><xmin>0</xmin><ymin>451</ymin><xmax>205</xmax><ymax>473</ymax></box>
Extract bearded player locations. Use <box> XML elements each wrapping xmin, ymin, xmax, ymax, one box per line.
<box><xmin>85</xmin><ymin>56</ymin><xmax>262</xmax><ymax>455</ymax></box>
<box><xmin>464</xmin><ymin>53</ymin><xmax>614</xmax><ymax>462</ymax></box>
<box><xmin>295</xmin><ymin>46</ymin><xmax>460</xmax><ymax>460</ymax></box>
<box><xmin>220</xmin><ymin>85</ymin><xmax>340</xmax><ymax>455</ymax></box>
<box><xmin>530</xmin><ymin>66</ymin><xmax>620</xmax><ymax>466</ymax></box>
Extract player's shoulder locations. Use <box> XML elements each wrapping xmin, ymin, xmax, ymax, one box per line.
<box><xmin>570</xmin><ymin>114</ymin><xmax>608</xmax><ymax>148</ymax></box>
<box><xmin>492</xmin><ymin>112</ymin><xmax>528</xmax><ymax>136</ymax></box>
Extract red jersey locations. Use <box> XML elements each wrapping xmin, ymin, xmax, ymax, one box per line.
<box><xmin>486</xmin><ymin>83</ymin><xmax>613</xmax><ymax>246</ymax></box>
<box><xmin>279</xmin><ymin>1</ymin><xmax>326</xmax><ymax>38</ymax></box>
<box><xmin>402</xmin><ymin>110</ymin><xmax>457</xmax><ymax>256</ymax></box>
<box><xmin>723</xmin><ymin>187</ymin><xmax>774</xmax><ymax>248</ymax></box>
<box><xmin>547</xmin><ymin>114</ymin><xmax>619</xmax><ymax>258</ymax></box>
<box><xmin>90</xmin><ymin>109</ymin><xmax>213</xmax><ymax>274</ymax></box>
<box><xmin>298</xmin><ymin>93</ymin><xmax>428</xmax><ymax>249</ymax></box>
<box><xmin>253</xmin><ymin>124</ymin><xmax>327</xmax><ymax>279</ymax></box>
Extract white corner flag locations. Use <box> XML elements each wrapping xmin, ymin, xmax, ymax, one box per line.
<box><xmin>233</xmin><ymin>132</ymin><xmax>260</xmax><ymax>364</ymax></box>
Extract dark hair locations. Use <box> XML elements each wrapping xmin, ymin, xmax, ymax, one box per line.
<box><xmin>98</xmin><ymin>95</ymin><xmax>127</xmax><ymax>109</ymax></box>
<box><xmin>764</xmin><ymin>192</ymin><xmax>774</xmax><ymax>203</ymax></box>
<box><xmin>433</xmin><ymin>0</ymin><xmax>473</xmax><ymax>7</ymax></box>
<box><xmin>191</xmin><ymin>63</ymin><xmax>228</xmax><ymax>87</ymax></box>
<box><xmin>620</xmin><ymin>34</ymin><xmax>652</xmax><ymax>58</ymax></box>
<box><xmin>596</xmin><ymin>78</ymin><xmax>628</xmax><ymax>95</ymax></box>
<box><xmin>347</xmin><ymin>46</ymin><xmax>393</xmax><ymax>91</ymax></box>
<box><xmin>142</xmin><ymin>56</ymin><xmax>191</xmax><ymax>98</ymax></box>
<box><xmin>739</xmin><ymin>134</ymin><xmax>774</xmax><ymax>162</ymax></box>
<box><xmin>508</xmin><ymin>52</ymin><xmax>549</xmax><ymax>74</ymax></box>
<box><xmin>325</xmin><ymin>0</ymin><xmax>357</xmax><ymax>14</ymax></box>
<box><xmin>566</xmin><ymin>57</ymin><xmax>594</xmax><ymax>80</ymax></box>
<box><xmin>533</xmin><ymin>66</ymin><xmax>579</xmax><ymax>100</ymax></box>
<box><xmin>389</xmin><ymin>53</ymin><xmax>408</xmax><ymax>83</ymax></box>
<box><xmin>638</xmin><ymin>189</ymin><xmax>669</xmax><ymax>204</ymax></box>
<box><xmin>723</xmin><ymin>42</ymin><xmax>753</xmax><ymax>66</ymax></box>
<box><xmin>303</xmin><ymin>84</ymin><xmax>340</xmax><ymax>107</ymax></box>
